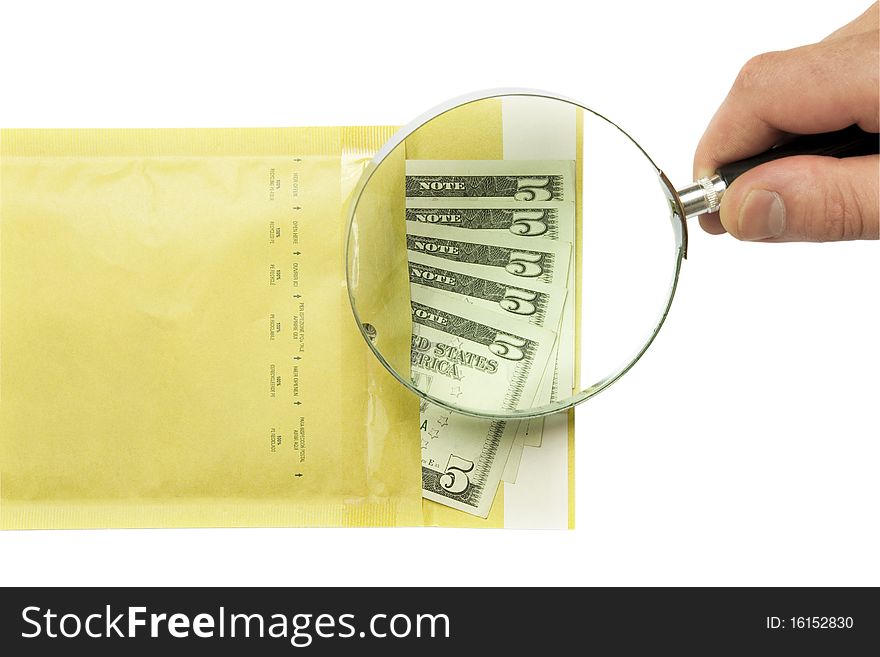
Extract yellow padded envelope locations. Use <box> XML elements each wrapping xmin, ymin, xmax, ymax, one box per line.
<box><xmin>0</xmin><ymin>123</ymin><xmax>576</xmax><ymax>529</ymax></box>
<box><xmin>0</xmin><ymin>127</ymin><xmax>424</xmax><ymax>528</ymax></box>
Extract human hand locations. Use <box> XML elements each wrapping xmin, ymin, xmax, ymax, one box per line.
<box><xmin>694</xmin><ymin>3</ymin><xmax>879</xmax><ymax>241</ymax></box>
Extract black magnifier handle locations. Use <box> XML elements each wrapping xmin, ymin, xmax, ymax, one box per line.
<box><xmin>677</xmin><ymin>125</ymin><xmax>880</xmax><ymax>218</ymax></box>
<box><xmin>718</xmin><ymin>125</ymin><xmax>879</xmax><ymax>184</ymax></box>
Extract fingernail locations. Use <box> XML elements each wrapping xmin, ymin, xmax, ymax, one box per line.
<box><xmin>739</xmin><ymin>190</ymin><xmax>786</xmax><ymax>240</ymax></box>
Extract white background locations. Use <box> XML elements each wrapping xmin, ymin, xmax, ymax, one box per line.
<box><xmin>1</xmin><ymin>0</ymin><xmax>877</xmax><ymax>586</ymax></box>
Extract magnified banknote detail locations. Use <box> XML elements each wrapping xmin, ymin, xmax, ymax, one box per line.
<box><xmin>405</xmin><ymin>159</ymin><xmax>576</xmax><ymax>517</ymax></box>
<box><xmin>405</xmin><ymin>206</ymin><xmax>563</xmax><ymax>239</ymax></box>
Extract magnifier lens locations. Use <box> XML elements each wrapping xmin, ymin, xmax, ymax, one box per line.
<box><xmin>346</xmin><ymin>94</ymin><xmax>682</xmax><ymax>419</ymax></box>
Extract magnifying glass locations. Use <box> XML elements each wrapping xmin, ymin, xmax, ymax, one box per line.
<box><xmin>346</xmin><ymin>90</ymin><xmax>877</xmax><ymax>420</ymax></box>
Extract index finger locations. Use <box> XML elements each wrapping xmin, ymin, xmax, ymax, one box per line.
<box><xmin>693</xmin><ymin>30</ymin><xmax>879</xmax><ymax>179</ymax></box>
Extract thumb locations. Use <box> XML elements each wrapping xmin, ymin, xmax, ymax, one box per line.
<box><xmin>718</xmin><ymin>154</ymin><xmax>879</xmax><ymax>242</ymax></box>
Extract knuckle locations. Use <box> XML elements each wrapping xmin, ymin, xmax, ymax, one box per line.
<box><xmin>733</xmin><ymin>52</ymin><xmax>778</xmax><ymax>94</ymax></box>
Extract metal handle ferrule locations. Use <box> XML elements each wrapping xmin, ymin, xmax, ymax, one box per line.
<box><xmin>676</xmin><ymin>174</ymin><xmax>727</xmax><ymax>218</ymax></box>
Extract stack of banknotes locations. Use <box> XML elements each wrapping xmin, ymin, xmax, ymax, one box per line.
<box><xmin>405</xmin><ymin>160</ymin><xmax>576</xmax><ymax>517</ymax></box>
